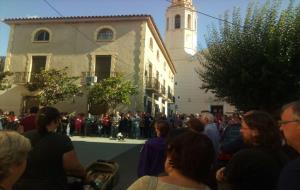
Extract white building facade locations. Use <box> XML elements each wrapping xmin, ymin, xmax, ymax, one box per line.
<box><xmin>165</xmin><ymin>0</ymin><xmax>235</xmax><ymax>114</ymax></box>
<box><xmin>2</xmin><ymin>15</ymin><xmax>175</xmax><ymax>115</ymax></box>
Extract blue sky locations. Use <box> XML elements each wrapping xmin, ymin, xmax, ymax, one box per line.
<box><xmin>0</xmin><ymin>0</ymin><xmax>296</xmax><ymax>56</ymax></box>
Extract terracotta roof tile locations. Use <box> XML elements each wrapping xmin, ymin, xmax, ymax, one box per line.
<box><xmin>4</xmin><ymin>14</ymin><xmax>152</xmax><ymax>22</ymax></box>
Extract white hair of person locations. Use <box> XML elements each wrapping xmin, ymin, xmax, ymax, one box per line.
<box><xmin>201</xmin><ymin>112</ymin><xmax>215</xmax><ymax>123</ymax></box>
<box><xmin>0</xmin><ymin>131</ymin><xmax>31</xmax><ymax>181</ymax></box>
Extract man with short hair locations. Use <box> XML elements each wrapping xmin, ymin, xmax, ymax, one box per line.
<box><xmin>278</xmin><ymin>100</ymin><xmax>300</xmax><ymax>190</ymax></box>
<box><xmin>200</xmin><ymin>112</ymin><xmax>220</xmax><ymax>155</ymax></box>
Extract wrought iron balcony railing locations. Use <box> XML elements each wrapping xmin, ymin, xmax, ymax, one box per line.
<box><xmin>13</xmin><ymin>72</ymin><xmax>28</xmax><ymax>84</ymax></box>
<box><xmin>168</xmin><ymin>91</ymin><xmax>174</xmax><ymax>103</ymax></box>
<box><xmin>81</xmin><ymin>72</ymin><xmax>118</xmax><ymax>85</ymax></box>
<box><xmin>145</xmin><ymin>77</ymin><xmax>160</xmax><ymax>92</ymax></box>
<box><xmin>160</xmin><ymin>85</ymin><xmax>166</xmax><ymax>97</ymax></box>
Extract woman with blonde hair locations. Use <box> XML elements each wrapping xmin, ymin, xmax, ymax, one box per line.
<box><xmin>0</xmin><ymin>131</ymin><xmax>31</xmax><ymax>190</ymax></box>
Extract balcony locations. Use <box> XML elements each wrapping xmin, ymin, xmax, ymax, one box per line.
<box><xmin>81</xmin><ymin>72</ymin><xmax>90</xmax><ymax>85</ymax></box>
<box><xmin>168</xmin><ymin>91</ymin><xmax>174</xmax><ymax>103</ymax></box>
<box><xmin>13</xmin><ymin>72</ymin><xmax>28</xmax><ymax>84</ymax></box>
<box><xmin>81</xmin><ymin>72</ymin><xmax>118</xmax><ymax>85</ymax></box>
<box><xmin>12</xmin><ymin>72</ymin><xmax>44</xmax><ymax>84</ymax></box>
<box><xmin>145</xmin><ymin>77</ymin><xmax>160</xmax><ymax>93</ymax></box>
<box><xmin>160</xmin><ymin>85</ymin><xmax>167</xmax><ymax>98</ymax></box>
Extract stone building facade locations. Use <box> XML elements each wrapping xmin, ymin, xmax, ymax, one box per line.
<box><xmin>2</xmin><ymin>15</ymin><xmax>175</xmax><ymax>115</ymax></box>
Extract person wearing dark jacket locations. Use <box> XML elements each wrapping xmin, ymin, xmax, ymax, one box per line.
<box><xmin>216</xmin><ymin>110</ymin><xmax>288</xmax><ymax>190</ymax></box>
<box><xmin>278</xmin><ymin>101</ymin><xmax>300</xmax><ymax>190</ymax></box>
<box><xmin>137</xmin><ymin>120</ymin><xmax>170</xmax><ymax>177</ymax></box>
<box><xmin>16</xmin><ymin>107</ymin><xmax>85</xmax><ymax>190</ymax></box>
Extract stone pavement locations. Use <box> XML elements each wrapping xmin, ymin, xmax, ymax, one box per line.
<box><xmin>71</xmin><ymin>136</ymin><xmax>145</xmax><ymax>189</ymax></box>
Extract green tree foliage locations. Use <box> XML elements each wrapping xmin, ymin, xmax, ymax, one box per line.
<box><xmin>198</xmin><ymin>0</ymin><xmax>300</xmax><ymax>112</ymax></box>
<box><xmin>88</xmin><ymin>76</ymin><xmax>138</xmax><ymax>112</ymax></box>
<box><xmin>0</xmin><ymin>71</ymin><xmax>12</xmax><ymax>90</ymax></box>
<box><xmin>26</xmin><ymin>67</ymin><xmax>81</xmax><ymax>106</ymax></box>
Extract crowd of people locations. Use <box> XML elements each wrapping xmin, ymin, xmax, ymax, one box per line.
<box><xmin>1</xmin><ymin>100</ymin><xmax>300</xmax><ymax>189</ymax></box>
<box><xmin>132</xmin><ymin>101</ymin><xmax>300</xmax><ymax>190</ymax></box>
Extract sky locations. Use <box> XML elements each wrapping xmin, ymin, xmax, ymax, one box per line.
<box><xmin>0</xmin><ymin>0</ymin><xmax>297</xmax><ymax>56</ymax></box>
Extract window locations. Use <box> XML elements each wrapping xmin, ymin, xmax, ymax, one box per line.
<box><xmin>34</xmin><ymin>30</ymin><xmax>49</xmax><ymax>41</ymax></box>
<box><xmin>30</xmin><ymin>56</ymin><xmax>46</xmax><ymax>82</ymax></box>
<box><xmin>156</xmin><ymin>50</ymin><xmax>160</xmax><ymax>61</ymax></box>
<box><xmin>149</xmin><ymin>37</ymin><xmax>153</xmax><ymax>50</ymax></box>
<box><xmin>187</xmin><ymin>14</ymin><xmax>191</xmax><ymax>29</ymax></box>
<box><xmin>166</xmin><ymin>18</ymin><xmax>169</xmax><ymax>30</ymax></box>
<box><xmin>175</xmin><ymin>15</ymin><xmax>181</xmax><ymax>29</ymax></box>
<box><xmin>95</xmin><ymin>55</ymin><xmax>111</xmax><ymax>82</ymax></box>
<box><xmin>97</xmin><ymin>28</ymin><xmax>113</xmax><ymax>41</ymax></box>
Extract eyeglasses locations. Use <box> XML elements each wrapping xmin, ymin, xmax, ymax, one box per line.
<box><xmin>240</xmin><ymin>126</ymin><xmax>250</xmax><ymax>130</ymax></box>
<box><xmin>278</xmin><ymin>120</ymin><xmax>300</xmax><ymax>126</ymax></box>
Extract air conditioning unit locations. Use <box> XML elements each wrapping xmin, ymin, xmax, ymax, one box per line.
<box><xmin>85</xmin><ymin>76</ymin><xmax>97</xmax><ymax>85</ymax></box>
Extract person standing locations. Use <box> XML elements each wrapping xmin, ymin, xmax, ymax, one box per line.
<box><xmin>131</xmin><ymin>112</ymin><xmax>141</xmax><ymax>139</ymax></box>
<box><xmin>5</xmin><ymin>111</ymin><xmax>18</xmax><ymax>130</ymax></box>
<box><xmin>16</xmin><ymin>106</ymin><xmax>85</xmax><ymax>190</ymax></box>
<box><xmin>278</xmin><ymin>100</ymin><xmax>300</xmax><ymax>190</ymax></box>
<box><xmin>143</xmin><ymin>113</ymin><xmax>153</xmax><ymax>138</ymax></box>
<box><xmin>19</xmin><ymin>106</ymin><xmax>39</xmax><ymax>133</ymax></box>
<box><xmin>216</xmin><ymin>110</ymin><xmax>287</xmax><ymax>190</ymax></box>
<box><xmin>110</xmin><ymin>111</ymin><xmax>121</xmax><ymax>139</ymax></box>
<box><xmin>74</xmin><ymin>113</ymin><xmax>85</xmax><ymax>135</ymax></box>
<box><xmin>101</xmin><ymin>113</ymin><xmax>110</xmax><ymax>137</ymax></box>
<box><xmin>137</xmin><ymin>120</ymin><xmax>170</xmax><ymax>177</ymax></box>
<box><xmin>201</xmin><ymin>112</ymin><xmax>220</xmax><ymax>155</ymax></box>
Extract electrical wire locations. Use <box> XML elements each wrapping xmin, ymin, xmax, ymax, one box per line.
<box><xmin>163</xmin><ymin>0</ymin><xmax>237</xmax><ymax>26</ymax></box>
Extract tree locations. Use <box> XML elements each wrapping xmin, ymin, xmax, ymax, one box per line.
<box><xmin>26</xmin><ymin>67</ymin><xmax>81</xmax><ymax>106</ymax></box>
<box><xmin>197</xmin><ymin>0</ymin><xmax>300</xmax><ymax>112</ymax></box>
<box><xmin>88</xmin><ymin>76</ymin><xmax>138</xmax><ymax>112</ymax></box>
<box><xmin>0</xmin><ymin>71</ymin><xmax>13</xmax><ymax>90</ymax></box>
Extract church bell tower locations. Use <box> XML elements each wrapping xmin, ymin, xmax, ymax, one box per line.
<box><xmin>165</xmin><ymin>0</ymin><xmax>197</xmax><ymax>55</ymax></box>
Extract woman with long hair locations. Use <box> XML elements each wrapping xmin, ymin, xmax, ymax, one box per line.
<box><xmin>216</xmin><ymin>110</ymin><xmax>288</xmax><ymax>190</ymax></box>
<box><xmin>16</xmin><ymin>106</ymin><xmax>85</xmax><ymax>190</ymax></box>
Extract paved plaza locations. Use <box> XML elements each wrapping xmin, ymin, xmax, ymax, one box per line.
<box><xmin>71</xmin><ymin>136</ymin><xmax>145</xmax><ymax>189</ymax></box>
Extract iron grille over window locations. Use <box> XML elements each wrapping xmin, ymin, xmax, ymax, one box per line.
<box><xmin>97</xmin><ymin>28</ymin><xmax>113</xmax><ymax>41</ymax></box>
<box><xmin>34</xmin><ymin>30</ymin><xmax>49</xmax><ymax>41</ymax></box>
